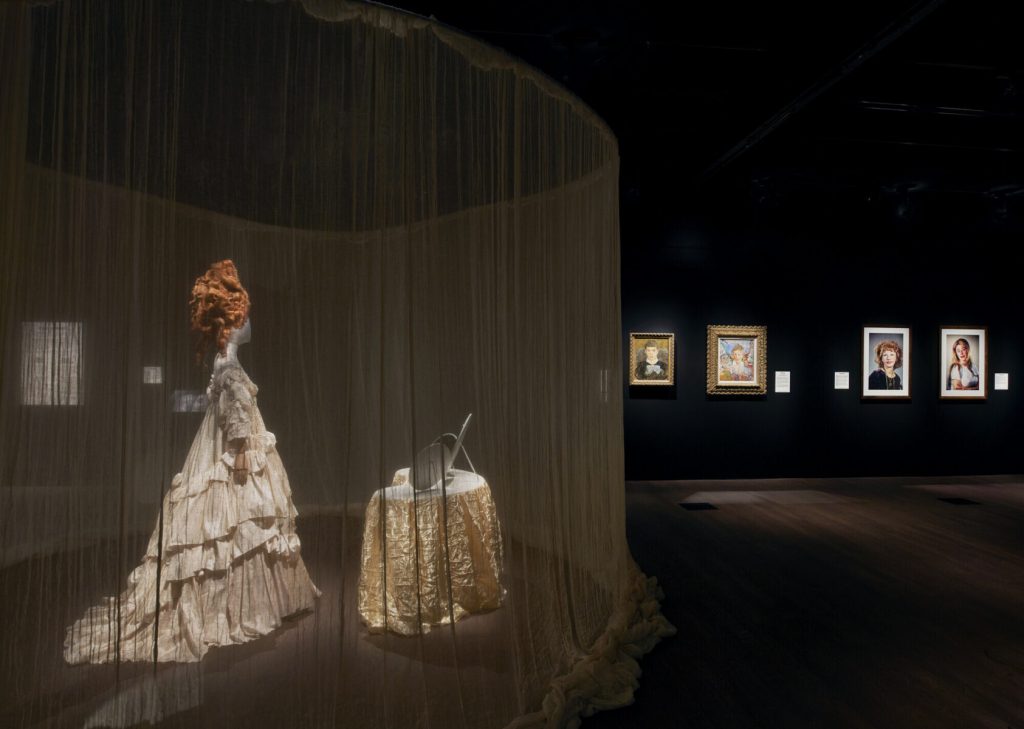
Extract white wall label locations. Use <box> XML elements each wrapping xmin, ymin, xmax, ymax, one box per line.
<box><xmin>143</xmin><ymin>366</ymin><xmax>163</xmax><ymax>384</ymax></box>
<box><xmin>834</xmin><ymin>372</ymin><xmax>850</xmax><ymax>390</ymax></box>
<box><xmin>775</xmin><ymin>371</ymin><xmax>791</xmax><ymax>393</ymax></box>
<box><xmin>994</xmin><ymin>373</ymin><xmax>1009</xmax><ymax>391</ymax></box>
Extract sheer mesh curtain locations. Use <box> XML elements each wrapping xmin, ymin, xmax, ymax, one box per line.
<box><xmin>0</xmin><ymin>1</ymin><xmax>673</xmax><ymax>727</ymax></box>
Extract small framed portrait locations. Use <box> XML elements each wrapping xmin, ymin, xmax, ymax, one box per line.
<box><xmin>940</xmin><ymin>327</ymin><xmax>987</xmax><ymax>400</ymax></box>
<box><xmin>706</xmin><ymin>325</ymin><xmax>767</xmax><ymax>395</ymax></box>
<box><xmin>862</xmin><ymin>326</ymin><xmax>911</xmax><ymax>399</ymax></box>
<box><xmin>629</xmin><ymin>332</ymin><xmax>675</xmax><ymax>386</ymax></box>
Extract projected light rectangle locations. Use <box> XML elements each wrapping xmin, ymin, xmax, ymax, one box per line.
<box><xmin>21</xmin><ymin>322</ymin><xmax>82</xmax><ymax>406</ymax></box>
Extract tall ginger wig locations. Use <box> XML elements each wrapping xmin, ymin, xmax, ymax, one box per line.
<box><xmin>190</xmin><ymin>260</ymin><xmax>250</xmax><ymax>364</ymax></box>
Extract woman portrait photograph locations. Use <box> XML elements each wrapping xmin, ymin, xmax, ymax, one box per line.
<box><xmin>629</xmin><ymin>332</ymin><xmax>675</xmax><ymax>386</ymax></box>
<box><xmin>940</xmin><ymin>327</ymin><xmax>987</xmax><ymax>399</ymax></box>
<box><xmin>862</xmin><ymin>326</ymin><xmax>911</xmax><ymax>399</ymax></box>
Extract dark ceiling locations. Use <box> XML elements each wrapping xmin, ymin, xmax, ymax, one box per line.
<box><xmin>400</xmin><ymin>0</ymin><xmax>1024</xmax><ymax>236</ymax></box>
<box><xmin>25</xmin><ymin>0</ymin><xmax>1024</xmax><ymax>236</ymax></box>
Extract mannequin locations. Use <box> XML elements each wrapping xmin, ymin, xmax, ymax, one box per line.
<box><xmin>216</xmin><ymin>318</ymin><xmax>254</xmax><ymax>483</ymax></box>
<box><xmin>64</xmin><ymin>261</ymin><xmax>319</xmax><ymax>663</ymax></box>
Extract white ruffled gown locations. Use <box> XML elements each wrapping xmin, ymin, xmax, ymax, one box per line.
<box><xmin>64</xmin><ymin>360</ymin><xmax>320</xmax><ymax>663</ymax></box>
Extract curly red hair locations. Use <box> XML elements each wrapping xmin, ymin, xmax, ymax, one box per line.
<box><xmin>189</xmin><ymin>260</ymin><xmax>250</xmax><ymax>364</ymax></box>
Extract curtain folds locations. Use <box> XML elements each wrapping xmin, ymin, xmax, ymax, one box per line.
<box><xmin>0</xmin><ymin>1</ymin><xmax>672</xmax><ymax>727</ymax></box>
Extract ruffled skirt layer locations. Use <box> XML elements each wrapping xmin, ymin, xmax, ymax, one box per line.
<box><xmin>64</xmin><ymin>407</ymin><xmax>319</xmax><ymax>664</ymax></box>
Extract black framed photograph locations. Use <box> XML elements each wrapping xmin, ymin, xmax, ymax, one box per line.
<box><xmin>862</xmin><ymin>326</ymin><xmax>911</xmax><ymax>399</ymax></box>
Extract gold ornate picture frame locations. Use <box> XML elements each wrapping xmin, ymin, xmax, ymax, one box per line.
<box><xmin>706</xmin><ymin>325</ymin><xmax>767</xmax><ymax>395</ymax></box>
<box><xmin>628</xmin><ymin>332</ymin><xmax>675</xmax><ymax>386</ymax></box>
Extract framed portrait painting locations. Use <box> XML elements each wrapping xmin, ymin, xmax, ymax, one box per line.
<box><xmin>862</xmin><ymin>326</ymin><xmax>911</xmax><ymax>399</ymax></box>
<box><xmin>706</xmin><ymin>325</ymin><xmax>767</xmax><ymax>395</ymax></box>
<box><xmin>940</xmin><ymin>327</ymin><xmax>987</xmax><ymax>399</ymax></box>
<box><xmin>629</xmin><ymin>332</ymin><xmax>675</xmax><ymax>386</ymax></box>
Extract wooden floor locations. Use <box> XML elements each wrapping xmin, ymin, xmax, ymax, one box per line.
<box><xmin>3</xmin><ymin>476</ymin><xmax>1022</xmax><ymax>728</ymax></box>
<box><xmin>588</xmin><ymin>475</ymin><xmax>1024</xmax><ymax>729</ymax></box>
<box><xmin>0</xmin><ymin>515</ymin><xmax>520</xmax><ymax>729</ymax></box>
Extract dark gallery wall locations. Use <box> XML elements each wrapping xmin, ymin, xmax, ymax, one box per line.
<box><xmin>356</xmin><ymin>0</ymin><xmax>1024</xmax><ymax>481</ymax></box>
<box><xmin>621</xmin><ymin>198</ymin><xmax>1024</xmax><ymax>480</ymax></box>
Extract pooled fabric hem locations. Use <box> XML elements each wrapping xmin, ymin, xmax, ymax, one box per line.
<box><xmin>503</xmin><ymin>560</ymin><xmax>676</xmax><ymax>729</ymax></box>
<box><xmin>63</xmin><ymin>552</ymin><xmax>320</xmax><ymax>665</ymax></box>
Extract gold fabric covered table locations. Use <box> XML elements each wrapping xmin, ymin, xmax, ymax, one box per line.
<box><xmin>358</xmin><ymin>468</ymin><xmax>505</xmax><ymax>635</ymax></box>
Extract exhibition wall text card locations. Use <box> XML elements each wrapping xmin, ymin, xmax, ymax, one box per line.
<box><xmin>994</xmin><ymin>373</ymin><xmax>1009</xmax><ymax>391</ymax></box>
<box><xmin>834</xmin><ymin>372</ymin><xmax>850</xmax><ymax>390</ymax></box>
<box><xmin>775</xmin><ymin>371</ymin><xmax>791</xmax><ymax>393</ymax></box>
